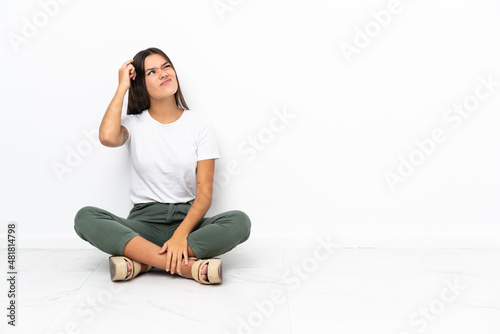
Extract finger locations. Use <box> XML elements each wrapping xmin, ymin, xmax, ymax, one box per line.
<box><xmin>170</xmin><ymin>253</ymin><xmax>179</xmax><ymax>275</ymax></box>
<box><xmin>121</xmin><ymin>59</ymin><xmax>134</xmax><ymax>69</ymax></box>
<box><xmin>176</xmin><ymin>253</ymin><xmax>183</xmax><ymax>274</ymax></box>
<box><xmin>165</xmin><ymin>251</ymin><xmax>172</xmax><ymax>272</ymax></box>
<box><xmin>159</xmin><ymin>244</ymin><xmax>166</xmax><ymax>254</ymax></box>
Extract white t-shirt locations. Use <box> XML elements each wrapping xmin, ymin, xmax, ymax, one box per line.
<box><xmin>120</xmin><ymin>109</ymin><xmax>220</xmax><ymax>204</ymax></box>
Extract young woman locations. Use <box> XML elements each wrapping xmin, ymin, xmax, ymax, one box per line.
<box><xmin>74</xmin><ymin>47</ymin><xmax>251</xmax><ymax>285</ymax></box>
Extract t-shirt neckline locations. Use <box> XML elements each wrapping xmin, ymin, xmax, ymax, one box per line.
<box><xmin>145</xmin><ymin>109</ymin><xmax>186</xmax><ymax>127</ymax></box>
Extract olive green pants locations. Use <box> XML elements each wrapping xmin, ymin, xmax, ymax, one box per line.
<box><xmin>74</xmin><ymin>202</ymin><xmax>251</xmax><ymax>259</ymax></box>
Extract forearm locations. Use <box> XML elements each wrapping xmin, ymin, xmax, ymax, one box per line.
<box><xmin>173</xmin><ymin>188</ymin><xmax>212</xmax><ymax>238</ymax></box>
<box><xmin>99</xmin><ymin>86</ymin><xmax>127</xmax><ymax>144</ymax></box>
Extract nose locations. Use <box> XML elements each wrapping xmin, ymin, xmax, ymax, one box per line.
<box><xmin>160</xmin><ymin>69</ymin><xmax>169</xmax><ymax>79</ymax></box>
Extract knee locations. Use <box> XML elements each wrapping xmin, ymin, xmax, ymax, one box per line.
<box><xmin>231</xmin><ymin>210</ymin><xmax>251</xmax><ymax>241</ymax></box>
<box><xmin>74</xmin><ymin>206</ymin><xmax>98</xmax><ymax>235</ymax></box>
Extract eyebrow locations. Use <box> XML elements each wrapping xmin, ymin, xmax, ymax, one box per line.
<box><xmin>146</xmin><ymin>61</ymin><xmax>170</xmax><ymax>73</ymax></box>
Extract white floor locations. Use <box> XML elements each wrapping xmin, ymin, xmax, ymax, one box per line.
<box><xmin>1</xmin><ymin>243</ymin><xmax>500</xmax><ymax>334</ymax></box>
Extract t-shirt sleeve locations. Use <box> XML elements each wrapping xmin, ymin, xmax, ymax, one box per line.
<box><xmin>196</xmin><ymin>120</ymin><xmax>220</xmax><ymax>161</ymax></box>
<box><xmin>120</xmin><ymin>115</ymin><xmax>133</xmax><ymax>145</ymax></box>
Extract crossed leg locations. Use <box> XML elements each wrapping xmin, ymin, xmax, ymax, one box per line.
<box><xmin>123</xmin><ymin>235</ymin><xmax>208</xmax><ymax>280</ymax></box>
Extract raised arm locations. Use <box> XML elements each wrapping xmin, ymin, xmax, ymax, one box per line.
<box><xmin>99</xmin><ymin>60</ymin><xmax>136</xmax><ymax>147</ymax></box>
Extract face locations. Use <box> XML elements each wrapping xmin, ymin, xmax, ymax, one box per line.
<box><xmin>143</xmin><ymin>53</ymin><xmax>178</xmax><ymax>101</ymax></box>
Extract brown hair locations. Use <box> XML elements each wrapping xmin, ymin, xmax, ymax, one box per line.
<box><xmin>127</xmin><ymin>47</ymin><xmax>189</xmax><ymax>115</ymax></box>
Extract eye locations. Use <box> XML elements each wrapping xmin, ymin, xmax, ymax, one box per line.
<box><xmin>147</xmin><ymin>70</ymin><xmax>154</xmax><ymax>76</ymax></box>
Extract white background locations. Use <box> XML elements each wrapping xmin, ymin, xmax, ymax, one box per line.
<box><xmin>1</xmin><ymin>0</ymin><xmax>499</xmax><ymax>248</ymax></box>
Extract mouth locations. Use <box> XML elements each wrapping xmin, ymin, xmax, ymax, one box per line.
<box><xmin>160</xmin><ymin>78</ymin><xmax>172</xmax><ymax>86</ymax></box>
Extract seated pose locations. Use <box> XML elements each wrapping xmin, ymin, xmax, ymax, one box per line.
<box><xmin>74</xmin><ymin>47</ymin><xmax>251</xmax><ymax>284</ymax></box>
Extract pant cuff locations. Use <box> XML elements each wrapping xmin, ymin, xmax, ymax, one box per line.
<box><xmin>116</xmin><ymin>231</ymin><xmax>140</xmax><ymax>256</ymax></box>
<box><xmin>187</xmin><ymin>238</ymin><xmax>203</xmax><ymax>259</ymax></box>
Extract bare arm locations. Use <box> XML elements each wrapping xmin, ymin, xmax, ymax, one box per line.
<box><xmin>173</xmin><ymin>159</ymin><xmax>215</xmax><ymax>238</ymax></box>
<box><xmin>99</xmin><ymin>60</ymin><xmax>136</xmax><ymax>147</ymax></box>
<box><xmin>159</xmin><ymin>159</ymin><xmax>215</xmax><ymax>274</ymax></box>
